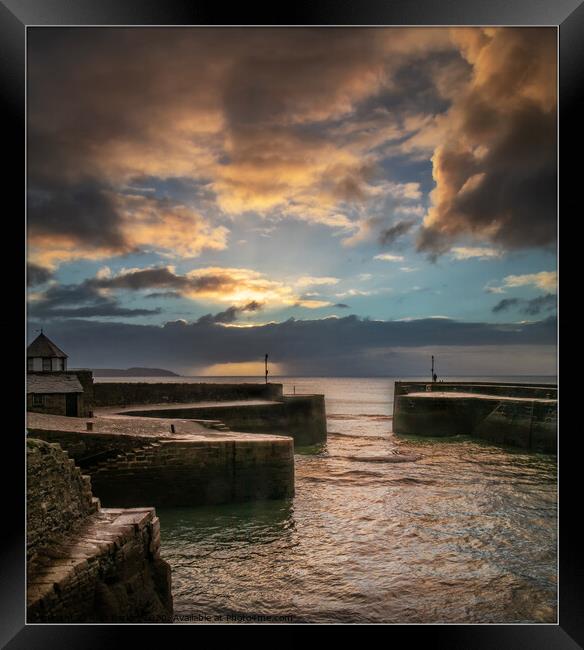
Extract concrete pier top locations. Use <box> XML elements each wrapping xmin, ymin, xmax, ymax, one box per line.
<box><xmin>97</xmin><ymin>399</ymin><xmax>280</xmax><ymax>415</ymax></box>
<box><xmin>26</xmin><ymin>411</ymin><xmax>292</xmax><ymax>442</ymax></box>
<box><xmin>405</xmin><ymin>391</ymin><xmax>556</xmax><ymax>403</ymax></box>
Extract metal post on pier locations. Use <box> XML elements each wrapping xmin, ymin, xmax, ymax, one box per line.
<box><xmin>265</xmin><ymin>353</ymin><xmax>269</xmax><ymax>384</ymax></box>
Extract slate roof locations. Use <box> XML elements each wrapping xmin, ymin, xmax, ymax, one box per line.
<box><xmin>27</xmin><ymin>373</ymin><xmax>83</xmax><ymax>394</ymax></box>
<box><xmin>27</xmin><ymin>333</ymin><xmax>68</xmax><ymax>359</ymax></box>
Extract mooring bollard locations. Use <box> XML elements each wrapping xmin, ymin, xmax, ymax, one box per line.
<box><xmin>170</xmin><ymin>424</ymin><xmax>175</xmax><ymax>433</ymax></box>
<box><xmin>86</xmin><ymin>422</ymin><xmax>93</xmax><ymax>431</ymax></box>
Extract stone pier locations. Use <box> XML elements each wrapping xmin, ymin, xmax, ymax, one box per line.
<box><xmin>118</xmin><ymin>394</ymin><xmax>327</xmax><ymax>447</ymax></box>
<box><xmin>392</xmin><ymin>381</ymin><xmax>557</xmax><ymax>453</ymax></box>
<box><xmin>27</xmin><ymin>411</ymin><xmax>295</xmax><ymax>508</ymax></box>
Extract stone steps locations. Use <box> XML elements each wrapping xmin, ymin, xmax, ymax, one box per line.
<box><xmin>91</xmin><ymin>441</ymin><xmax>163</xmax><ymax>473</ymax></box>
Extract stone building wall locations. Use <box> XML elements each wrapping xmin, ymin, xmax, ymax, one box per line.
<box><xmin>26</xmin><ymin>393</ymin><xmax>70</xmax><ymax>417</ymax></box>
<box><xmin>74</xmin><ymin>370</ymin><xmax>95</xmax><ymax>415</ymax></box>
<box><xmin>27</xmin><ymin>393</ymin><xmax>89</xmax><ymax>418</ymax></box>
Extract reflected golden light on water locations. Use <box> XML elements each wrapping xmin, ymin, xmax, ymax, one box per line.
<box><xmin>158</xmin><ymin>376</ymin><xmax>557</xmax><ymax>623</ymax></box>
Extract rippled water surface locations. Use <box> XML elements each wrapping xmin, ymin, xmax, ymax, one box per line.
<box><xmin>149</xmin><ymin>376</ymin><xmax>557</xmax><ymax>624</ymax></box>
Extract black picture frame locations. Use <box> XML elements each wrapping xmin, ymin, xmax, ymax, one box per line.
<box><xmin>7</xmin><ymin>0</ymin><xmax>575</xmax><ymax>645</ymax></box>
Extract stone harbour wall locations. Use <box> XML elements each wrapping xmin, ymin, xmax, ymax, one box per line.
<box><xmin>27</xmin><ymin>508</ymin><xmax>173</xmax><ymax>623</ymax></box>
<box><xmin>394</xmin><ymin>381</ymin><xmax>557</xmax><ymax>400</ymax></box>
<box><xmin>393</xmin><ymin>382</ymin><xmax>557</xmax><ymax>453</ymax></box>
<box><xmin>94</xmin><ymin>381</ymin><xmax>284</xmax><ymax>406</ymax></box>
<box><xmin>26</xmin><ymin>430</ymin><xmax>295</xmax><ymax>508</ymax></box>
<box><xmin>472</xmin><ymin>399</ymin><xmax>557</xmax><ymax>452</ymax></box>
<box><xmin>124</xmin><ymin>394</ymin><xmax>327</xmax><ymax>447</ymax></box>
<box><xmin>27</xmin><ymin>438</ymin><xmax>98</xmax><ymax>561</ymax></box>
<box><xmin>89</xmin><ymin>438</ymin><xmax>295</xmax><ymax>508</ymax></box>
<box><xmin>27</xmin><ymin>428</ymin><xmax>157</xmax><ymax>467</ymax></box>
<box><xmin>27</xmin><ymin>438</ymin><xmax>173</xmax><ymax>623</ymax></box>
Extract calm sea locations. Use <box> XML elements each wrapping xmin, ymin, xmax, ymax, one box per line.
<box><xmin>95</xmin><ymin>375</ymin><xmax>558</xmax><ymax>623</ymax></box>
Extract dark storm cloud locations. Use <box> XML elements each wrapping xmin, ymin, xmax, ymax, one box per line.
<box><xmin>334</xmin><ymin>304</ymin><xmax>351</xmax><ymax>309</ymax></box>
<box><xmin>27</xmin><ymin>180</ymin><xmax>129</xmax><ymax>262</ymax></box>
<box><xmin>28</xmin><ymin>269</ymin><xmax>270</xmax><ymax>321</ymax></box>
<box><xmin>492</xmin><ymin>298</ymin><xmax>520</xmax><ymax>313</ymax></box>
<box><xmin>379</xmin><ymin>219</ymin><xmax>418</xmax><ymax>247</ymax></box>
<box><xmin>28</xmin><ymin>282</ymin><xmax>160</xmax><ymax>319</ymax></box>
<box><xmin>493</xmin><ymin>293</ymin><xmax>556</xmax><ymax>316</ymax></box>
<box><xmin>40</xmin><ymin>305</ymin><xmax>162</xmax><ymax>318</ymax></box>
<box><xmin>196</xmin><ymin>301</ymin><xmax>264</xmax><ymax>325</ymax></box>
<box><xmin>144</xmin><ymin>292</ymin><xmax>182</xmax><ymax>300</ymax></box>
<box><xmin>522</xmin><ymin>294</ymin><xmax>557</xmax><ymax>316</ymax></box>
<box><xmin>91</xmin><ymin>268</ymin><xmax>191</xmax><ymax>291</ymax></box>
<box><xmin>417</xmin><ymin>28</ymin><xmax>557</xmax><ymax>255</ymax></box>
<box><xmin>27</xmin><ymin>263</ymin><xmax>53</xmax><ymax>287</ymax></box>
<box><xmin>90</xmin><ymin>267</ymin><xmax>237</xmax><ymax>295</ymax></box>
<box><xmin>28</xmin><ymin>314</ymin><xmax>557</xmax><ymax>374</ymax></box>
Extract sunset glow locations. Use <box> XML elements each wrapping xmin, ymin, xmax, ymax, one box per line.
<box><xmin>27</xmin><ymin>27</ymin><xmax>557</xmax><ymax>375</ymax></box>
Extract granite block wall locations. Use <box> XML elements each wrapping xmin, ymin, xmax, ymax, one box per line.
<box><xmin>27</xmin><ymin>438</ymin><xmax>173</xmax><ymax>622</ymax></box>
<box><xmin>27</xmin><ymin>438</ymin><xmax>98</xmax><ymax>562</ymax></box>
<box><xmin>88</xmin><ymin>438</ymin><xmax>295</xmax><ymax>508</ymax></box>
<box><xmin>393</xmin><ymin>389</ymin><xmax>557</xmax><ymax>453</ymax></box>
<box><xmin>93</xmin><ymin>381</ymin><xmax>284</xmax><ymax>406</ymax></box>
<box><xmin>123</xmin><ymin>395</ymin><xmax>327</xmax><ymax>446</ymax></box>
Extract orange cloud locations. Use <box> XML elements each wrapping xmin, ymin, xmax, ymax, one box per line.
<box><xmin>28</xmin><ymin>195</ymin><xmax>229</xmax><ymax>268</ymax></box>
<box><xmin>27</xmin><ymin>27</ymin><xmax>460</xmax><ymax>268</ymax></box>
<box><xmin>91</xmin><ymin>265</ymin><xmax>335</xmax><ymax>310</ymax></box>
<box><xmin>116</xmin><ymin>194</ymin><xmax>228</xmax><ymax>258</ymax></box>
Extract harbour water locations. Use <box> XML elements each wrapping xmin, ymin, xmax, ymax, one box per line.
<box><xmin>96</xmin><ymin>375</ymin><xmax>557</xmax><ymax>623</ymax></box>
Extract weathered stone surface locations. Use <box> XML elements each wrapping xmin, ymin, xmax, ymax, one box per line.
<box><xmin>27</xmin><ymin>439</ymin><xmax>172</xmax><ymax>623</ymax></box>
<box><xmin>393</xmin><ymin>381</ymin><xmax>557</xmax><ymax>453</ymax></box>
<box><xmin>122</xmin><ymin>394</ymin><xmax>327</xmax><ymax>446</ymax></box>
<box><xmin>27</xmin><ymin>438</ymin><xmax>98</xmax><ymax>562</ymax></box>
<box><xmin>88</xmin><ymin>438</ymin><xmax>295</xmax><ymax>508</ymax></box>
<box><xmin>27</xmin><ymin>416</ymin><xmax>296</xmax><ymax>508</ymax></box>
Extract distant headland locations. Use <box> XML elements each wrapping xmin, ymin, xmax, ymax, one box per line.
<box><xmin>90</xmin><ymin>367</ymin><xmax>180</xmax><ymax>377</ymax></box>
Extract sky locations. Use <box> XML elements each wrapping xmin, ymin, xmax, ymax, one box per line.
<box><xmin>26</xmin><ymin>27</ymin><xmax>557</xmax><ymax>376</ymax></box>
